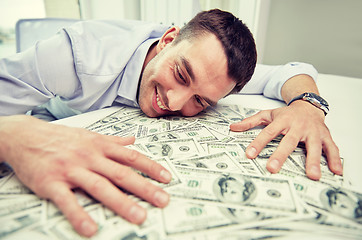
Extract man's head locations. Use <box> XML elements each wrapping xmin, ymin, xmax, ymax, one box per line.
<box><xmin>173</xmin><ymin>9</ymin><xmax>257</xmax><ymax>93</ymax></box>
<box><xmin>138</xmin><ymin>9</ymin><xmax>257</xmax><ymax>117</ymax></box>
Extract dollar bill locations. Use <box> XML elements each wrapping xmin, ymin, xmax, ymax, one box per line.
<box><xmin>162</xmin><ymin>198</ymin><xmax>291</xmax><ymax>236</ymax></box>
<box><xmin>206</xmin><ymin>142</ymin><xmax>261</xmax><ymax>175</ymax></box>
<box><xmin>0</xmin><ymin>194</ymin><xmax>43</xmax><ymax>218</ymax></box>
<box><xmin>136</xmin><ymin>125</ymin><xmax>219</xmax><ymax>144</ymax></box>
<box><xmin>171</xmin><ymin>152</ymin><xmax>246</xmax><ymax>173</ymax></box>
<box><xmin>293</xmin><ymin>179</ymin><xmax>362</xmax><ymax>224</ymax></box>
<box><xmin>136</xmin><ymin>157</ymin><xmax>182</xmax><ymax>188</ymax></box>
<box><xmin>142</xmin><ymin>138</ymin><xmax>204</xmax><ymax>160</ymax></box>
<box><xmin>167</xmin><ymin>167</ymin><xmax>302</xmax><ymax>214</ymax></box>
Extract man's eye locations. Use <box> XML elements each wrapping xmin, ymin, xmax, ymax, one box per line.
<box><xmin>176</xmin><ymin>65</ymin><xmax>186</xmax><ymax>83</ymax></box>
<box><xmin>195</xmin><ymin>96</ymin><xmax>204</xmax><ymax>107</ymax></box>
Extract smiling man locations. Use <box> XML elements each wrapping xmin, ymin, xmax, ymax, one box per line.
<box><xmin>0</xmin><ymin>9</ymin><xmax>341</xmax><ymax>237</ymax></box>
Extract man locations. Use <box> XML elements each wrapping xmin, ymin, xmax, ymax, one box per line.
<box><xmin>0</xmin><ymin>9</ymin><xmax>342</xmax><ymax>237</ymax></box>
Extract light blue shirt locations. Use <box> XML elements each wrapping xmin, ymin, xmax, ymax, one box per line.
<box><xmin>0</xmin><ymin>19</ymin><xmax>318</xmax><ymax>119</ymax></box>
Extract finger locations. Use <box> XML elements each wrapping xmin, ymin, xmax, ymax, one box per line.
<box><xmin>230</xmin><ymin>110</ymin><xmax>272</xmax><ymax>132</ymax></box>
<box><xmin>304</xmin><ymin>135</ymin><xmax>323</xmax><ymax>180</ymax></box>
<box><xmin>322</xmin><ymin>135</ymin><xmax>343</xmax><ymax>175</ymax></box>
<box><xmin>93</xmin><ymin>158</ymin><xmax>170</xmax><ymax>208</ymax></box>
<box><xmin>102</xmin><ymin>145</ymin><xmax>172</xmax><ymax>184</ymax></box>
<box><xmin>67</xmin><ymin>167</ymin><xmax>147</xmax><ymax>225</ymax></box>
<box><xmin>46</xmin><ymin>182</ymin><xmax>98</xmax><ymax>237</ymax></box>
<box><xmin>266</xmin><ymin>130</ymin><xmax>301</xmax><ymax>174</ymax></box>
<box><xmin>245</xmin><ymin>121</ymin><xmax>283</xmax><ymax>159</ymax></box>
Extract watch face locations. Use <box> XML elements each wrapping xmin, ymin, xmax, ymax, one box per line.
<box><xmin>308</xmin><ymin>93</ymin><xmax>329</xmax><ymax>107</ymax></box>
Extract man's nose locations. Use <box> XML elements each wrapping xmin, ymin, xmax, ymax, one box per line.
<box><xmin>166</xmin><ymin>88</ymin><xmax>192</xmax><ymax>111</ymax></box>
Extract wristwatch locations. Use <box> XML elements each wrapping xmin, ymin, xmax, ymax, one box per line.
<box><xmin>287</xmin><ymin>92</ymin><xmax>329</xmax><ymax>115</ymax></box>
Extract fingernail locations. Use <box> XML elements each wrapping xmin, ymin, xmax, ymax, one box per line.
<box><xmin>129</xmin><ymin>205</ymin><xmax>146</xmax><ymax>224</ymax></box>
<box><xmin>246</xmin><ymin>147</ymin><xmax>257</xmax><ymax>158</ymax></box>
<box><xmin>154</xmin><ymin>190</ymin><xmax>169</xmax><ymax>206</ymax></box>
<box><xmin>81</xmin><ymin>220</ymin><xmax>97</xmax><ymax>236</ymax></box>
<box><xmin>269</xmin><ymin>159</ymin><xmax>280</xmax><ymax>172</ymax></box>
<box><xmin>160</xmin><ymin>169</ymin><xmax>172</xmax><ymax>182</ymax></box>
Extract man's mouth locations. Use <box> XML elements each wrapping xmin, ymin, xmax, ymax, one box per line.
<box><xmin>152</xmin><ymin>87</ymin><xmax>170</xmax><ymax>114</ymax></box>
<box><xmin>156</xmin><ymin>94</ymin><xmax>167</xmax><ymax>110</ymax></box>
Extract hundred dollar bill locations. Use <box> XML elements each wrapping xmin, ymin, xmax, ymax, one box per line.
<box><xmin>136</xmin><ymin>125</ymin><xmax>219</xmax><ymax>144</ymax></box>
<box><xmin>0</xmin><ymin>208</ymin><xmax>42</xmax><ymax>239</ymax></box>
<box><xmin>161</xmin><ymin>115</ymin><xmax>196</xmax><ymax>130</ymax></box>
<box><xmin>168</xmin><ymin>167</ymin><xmax>302</xmax><ymax>214</ymax></box>
<box><xmin>293</xmin><ymin>179</ymin><xmax>362</xmax><ymax>224</ymax></box>
<box><xmin>142</xmin><ymin>138</ymin><xmax>204</xmax><ymax>160</ymax></box>
<box><xmin>0</xmin><ymin>172</ymin><xmax>32</xmax><ymax>195</ymax></box>
<box><xmin>135</xmin><ymin>157</ymin><xmax>182</xmax><ymax>188</ymax></box>
<box><xmin>88</xmin><ymin>118</ymin><xmax>138</xmax><ymax>137</ymax></box>
<box><xmin>171</xmin><ymin>152</ymin><xmax>245</xmax><ymax>173</ymax></box>
<box><xmin>162</xmin><ymin>198</ymin><xmax>291</xmax><ymax>236</ymax></box>
<box><xmin>210</xmin><ymin>105</ymin><xmax>245</xmax><ymax>122</ymax></box>
<box><xmin>228</xmin><ymin>105</ymin><xmax>261</xmax><ymax>118</ymax></box>
<box><xmin>136</xmin><ymin>121</ymin><xmax>171</xmax><ymax>138</ymax></box>
<box><xmin>263</xmin><ymin>206</ymin><xmax>362</xmax><ymax>240</ymax></box>
<box><xmin>281</xmin><ymin>205</ymin><xmax>362</xmax><ymax>237</ymax></box>
<box><xmin>86</xmin><ymin>107</ymin><xmax>142</xmax><ymax>132</ymax></box>
<box><xmin>0</xmin><ymin>194</ymin><xmax>43</xmax><ymax>218</ymax></box>
<box><xmin>194</xmin><ymin>119</ymin><xmax>230</xmax><ymax>135</ymax></box>
<box><xmin>206</xmin><ymin>142</ymin><xmax>261</xmax><ymax>175</ymax></box>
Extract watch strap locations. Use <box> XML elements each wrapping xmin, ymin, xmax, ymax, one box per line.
<box><xmin>287</xmin><ymin>92</ymin><xmax>329</xmax><ymax>115</ymax></box>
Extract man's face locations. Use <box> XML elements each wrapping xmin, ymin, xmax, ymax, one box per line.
<box><xmin>138</xmin><ymin>28</ymin><xmax>236</xmax><ymax>118</ymax></box>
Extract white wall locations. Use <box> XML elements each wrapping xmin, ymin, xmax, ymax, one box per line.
<box><xmin>262</xmin><ymin>0</ymin><xmax>362</xmax><ymax>78</ymax></box>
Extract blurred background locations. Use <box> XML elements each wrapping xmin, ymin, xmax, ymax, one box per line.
<box><xmin>0</xmin><ymin>0</ymin><xmax>361</xmax><ymax>78</ymax></box>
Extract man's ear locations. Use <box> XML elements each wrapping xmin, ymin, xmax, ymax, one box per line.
<box><xmin>156</xmin><ymin>26</ymin><xmax>180</xmax><ymax>53</ymax></box>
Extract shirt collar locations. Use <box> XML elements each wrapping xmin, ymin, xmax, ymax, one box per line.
<box><xmin>116</xmin><ymin>37</ymin><xmax>160</xmax><ymax>107</ymax></box>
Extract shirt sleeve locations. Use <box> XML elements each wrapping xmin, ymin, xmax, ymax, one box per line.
<box><xmin>239</xmin><ymin>62</ymin><xmax>318</xmax><ymax>101</ymax></box>
<box><xmin>0</xmin><ymin>30</ymin><xmax>79</xmax><ymax>116</ymax></box>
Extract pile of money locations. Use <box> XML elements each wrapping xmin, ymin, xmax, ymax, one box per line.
<box><xmin>1</xmin><ymin>104</ymin><xmax>361</xmax><ymax>239</ymax></box>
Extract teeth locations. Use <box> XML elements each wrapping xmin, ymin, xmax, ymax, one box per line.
<box><xmin>156</xmin><ymin>94</ymin><xmax>167</xmax><ymax>110</ymax></box>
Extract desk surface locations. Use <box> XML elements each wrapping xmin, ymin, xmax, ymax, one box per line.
<box><xmin>56</xmin><ymin>73</ymin><xmax>362</xmax><ymax>191</ymax></box>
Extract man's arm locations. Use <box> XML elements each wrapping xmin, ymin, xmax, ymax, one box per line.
<box><xmin>230</xmin><ymin>74</ymin><xmax>342</xmax><ymax>180</ymax></box>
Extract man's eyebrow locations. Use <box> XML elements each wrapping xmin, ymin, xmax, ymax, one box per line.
<box><xmin>180</xmin><ymin>56</ymin><xmax>217</xmax><ymax>107</ymax></box>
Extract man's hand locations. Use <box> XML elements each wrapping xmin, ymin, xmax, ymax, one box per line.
<box><xmin>229</xmin><ymin>101</ymin><xmax>343</xmax><ymax>180</ymax></box>
<box><xmin>0</xmin><ymin>115</ymin><xmax>172</xmax><ymax>237</ymax></box>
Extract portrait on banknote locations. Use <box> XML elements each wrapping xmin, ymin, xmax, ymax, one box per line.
<box><xmin>213</xmin><ymin>174</ymin><xmax>256</xmax><ymax>204</ymax></box>
<box><xmin>320</xmin><ymin>187</ymin><xmax>362</xmax><ymax>222</ymax></box>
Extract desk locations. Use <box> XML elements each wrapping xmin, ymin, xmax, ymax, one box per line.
<box><xmin>56</xmin><ymin>73</ymin><xmax>362</xmax><ymax>191</ymax></box>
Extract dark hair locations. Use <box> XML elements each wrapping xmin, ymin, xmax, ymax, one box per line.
<box><xmin>174</xmin><ymin>9</ymin><xmax>257</xmax><ymax>94</ymax></box>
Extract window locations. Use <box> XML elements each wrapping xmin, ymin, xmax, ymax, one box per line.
<box><xmin>0</xmin><ymin>0</ymin><xmax>46</xmax><ymax>58</ymax></box>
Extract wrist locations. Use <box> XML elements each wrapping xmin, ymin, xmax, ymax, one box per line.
<box><xmin>287</xmin><ymin>92</ymin><xmax>329</xmax><ymax>116</ymax></box>
<box><xmin>288</xmin><ymin>99</ymin><xmax>326</xmax><ymax>119</ymax></box>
